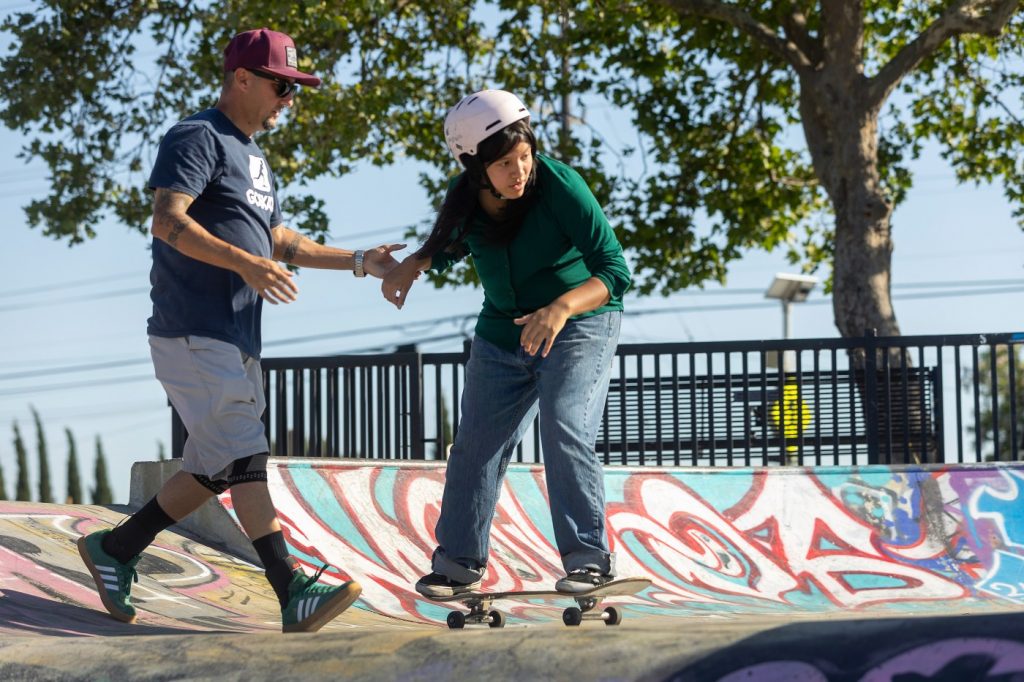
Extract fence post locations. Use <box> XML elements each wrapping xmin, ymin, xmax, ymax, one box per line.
<box><xmin>409</xmin><ymin>352</ymin><xmax>426</xmax><ymax>459</ymax></box>
<box><xmin>864</xmin><ymin>329</ymin><xmax>881</xmax><ymax>465</ymax></box>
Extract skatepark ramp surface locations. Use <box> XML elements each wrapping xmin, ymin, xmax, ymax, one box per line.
<box><xmin>192</xmin><ymin>459</ymin><xmax>1024</xmax><ymax>625</ymax></box>
<box><xmin>2</xmin><ymin>459</ymin><xmax>1024</xmax><ymax>680</ymax></box>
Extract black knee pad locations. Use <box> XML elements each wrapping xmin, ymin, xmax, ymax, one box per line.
<box><xmin>226</xmin><ymin>454</ymin><xmax>269</xmax><ymax>487</ymax></box>
<box><xmin>192</xmin><ymin>473</ymin><xmax>230</xmax><ymax>495</ymax></box>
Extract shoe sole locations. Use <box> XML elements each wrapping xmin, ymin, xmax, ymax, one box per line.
<box><xmin>415</xmin><ymin>582</ymin><xmax>482</xmax><ymax>599</ymax></box>
<box><xmin>282</xmin><ymin>580</ymin><xmax>362</xmax><ymax>634</ymax></box>
<box><xmin>76</xmin><ymin>535</ymin><xmax>137</xmax><ymax>624</ymax></box>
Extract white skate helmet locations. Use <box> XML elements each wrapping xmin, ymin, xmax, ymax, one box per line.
<box><xmin>444</xmin><ymin>89</ymin><xmax>530</xmax><ymax>163</ymax></box>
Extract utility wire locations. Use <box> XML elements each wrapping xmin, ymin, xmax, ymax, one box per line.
<box><xmin>0</xmin><ymin>287</ymin><xmax>149</xmax><ymax>312</ymax></box>
<box><xmin>0</xmin><ymin>272</ymin><xmax>145</xmax><ymax>299</ymax></box>
<box><xmin>2</xmin><ymin>283</ymin><xmax>1021</xmax><ymax>388</ymax></box>
<box><xmin>0</xmin><ymin>374</ymin><xmax>155</xmax><ymax>397</ymax></box>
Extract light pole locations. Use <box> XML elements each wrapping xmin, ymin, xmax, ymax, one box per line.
<box><xmin>765</xmin><ymin>273</ymin><xmax>818</xmax><ymax>370</ymax></box>
<box><xmin>764</xmin><ymin>273</ymin><xmax>818</xmax><ymax>463</ymax></box>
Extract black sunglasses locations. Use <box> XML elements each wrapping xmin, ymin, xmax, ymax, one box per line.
<box><xmin>247</xmin><ymin>69</ymin><xmax>299</xmax><ymax>99</ymax></box>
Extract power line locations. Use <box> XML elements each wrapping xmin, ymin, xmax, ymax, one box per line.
<box><xmin>0</xmin><ymin>374</ymin><xmax>155</xmax><ymax>398</ymax></box>
<box><xmin>1</xmin><ymin>272</ymin><xmax>145</xmax><ymax>299</ymax></box>
<box><xmin>2</xmin><ymin>283</ymin><xmax>1021</xmax><ymax>388</ymax></box>
<box><xmin>0</xmin><ymin>314</ymin><xmax>478</xmax><ymax>382</ymax></box>
<box><xmin>0</xmin><ymin>287</ymin><xmax>149</xmax><ymax>312</ymax></box>
<box><xmin>0</xmin><ymin>358</ymin><xmax>151</xmax><ymax>382</ymax></box>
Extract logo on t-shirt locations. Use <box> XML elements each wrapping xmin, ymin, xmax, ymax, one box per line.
<box><xmin>249</xmin><ymin>155</ymin><xmax>271</xmax><ymax>192</ymax></box>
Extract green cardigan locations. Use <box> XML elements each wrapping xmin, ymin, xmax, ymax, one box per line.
<box><xmin>430</xmin><ymin>154</ymin><xmax>631</xmax><ymax>352</ymax></box>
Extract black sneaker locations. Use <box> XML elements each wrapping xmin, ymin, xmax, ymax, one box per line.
<box><xmin>555</xmin><ymin>569</ymin><xmax>613</xmax><ymax>593</ymax></box>
<box><xmin>414</xmin><ymin>572</ymin><xmax>481</xmax><ymax>598</ymax></box>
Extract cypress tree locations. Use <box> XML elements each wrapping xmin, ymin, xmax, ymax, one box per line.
<box><xmin>13</xmin><ymin>422</ymin><xmax>30</xmax><ymax>501</ymax></box>
<box><xmin>31</xmin><ymin>407</ymin><xmax>53</xmax><ymax>503</ymax></box>
<box><xmin>65</xmin><ymin>427</ymin><xmax>83</xmax><ymax>504</ymax></box>
<box><xmin>157</xmin><ymin>440</ymin><xmax>167</xmax><ymax>461</ymax></box>
<box><xmin>91</xmin><ymin>435</ymin><xmax>113</xmax><ymax>505</ymax></box>
<box><xmin>0</xmin><ymin>457</ymin><xmax>7</xmax><ymax>501</ymax></box>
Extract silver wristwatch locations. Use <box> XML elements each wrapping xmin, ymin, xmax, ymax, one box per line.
<box><xmin>353</xmin><ymin>250</ymin><xmax>366</xmax><ymax>278</ymax></box>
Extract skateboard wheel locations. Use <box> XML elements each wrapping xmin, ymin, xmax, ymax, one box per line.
<box><xmin>487</xmin><ymin>610</ymin><xmax>506</xmax><ymax>628</ymax></box>
<box><xmin>562</xmin><ymin>607</ymin><xmax>583</xmax><ymax>627</ymax></box>
<box><xmin>603</xmin><ymin>606</ymin><xmax>622</xmax><ymax>626</ymax></box>
<box><xmin>447</xmin><ymin>611</ymin><xmax>466</xmax><ymax>629</ymax></box>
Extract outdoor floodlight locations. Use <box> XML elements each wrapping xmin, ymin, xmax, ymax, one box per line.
<box><xmin>765</xmin><ymin>273</ymin><xmax>819</xmax><ymax>303</ymax></box>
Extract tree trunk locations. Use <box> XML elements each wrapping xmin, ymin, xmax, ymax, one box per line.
<box><xmin>799</xmin><ymin>72</ymin><xmax>899</xmax><ymax>340</ymax></box>
<box><xmin>798</xmin><ymin>70</ymin><xmax>932</xmax><ymax>464</ymax></box>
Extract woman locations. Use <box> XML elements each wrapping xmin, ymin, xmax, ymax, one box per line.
<box><xmin>382</xmin><ymin>89</ymin><xmax>631</xmax><ymax>596</ymax></box>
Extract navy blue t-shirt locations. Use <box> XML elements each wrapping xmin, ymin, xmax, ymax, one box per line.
<box><xmin>147</xmin><ymin>109</ymin><xmax>283</xmax><ymax>358</ymax></box>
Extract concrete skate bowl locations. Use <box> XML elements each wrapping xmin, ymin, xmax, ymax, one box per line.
<box><xmin>0</xmin><ymin>502</ymin><xmax>400</xmax><ymax>636</ymax></box>
<box><xmin>199</xmin><ymin>460</ymin><xmax>1024</xmax><ymax>628</ymax></box>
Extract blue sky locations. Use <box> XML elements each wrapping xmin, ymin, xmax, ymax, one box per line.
<box><xmin>1</xmin><ymin>25</ymin><xmax>1022</xmax><ymax>502</ymax></box>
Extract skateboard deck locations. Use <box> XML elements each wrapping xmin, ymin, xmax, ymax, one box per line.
<box><xmin>428</xmin><ymin>576</ymin><xmax>651</xmax><ymax>629</ymax></box>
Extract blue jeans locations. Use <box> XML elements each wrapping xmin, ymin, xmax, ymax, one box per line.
<box><xmin>431</xmin><ymin>311</ymin><xmax>621</xmax><ymax>583</ymax></box>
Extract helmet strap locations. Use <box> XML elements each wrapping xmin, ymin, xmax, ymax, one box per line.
<box><xmin>479</xmin><ymin>172</ymin><xmax>506</xmax><ymax>200</ymax></box>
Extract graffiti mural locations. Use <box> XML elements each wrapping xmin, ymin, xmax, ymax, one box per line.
<box><xmin>207</xmin><ymin>461</ymin><xmax>1024</xmax><ymax>624</ymax></box>
<box><xmin>4</xmin><ymin>461</ymin><xmax>1023</xmax><ymax>632</ymax></box>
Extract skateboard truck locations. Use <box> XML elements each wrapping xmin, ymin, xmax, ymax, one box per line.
<box><xmin>561</xmin><ymin>595</ymin><xmax>623</xmax><ymax>626</ymax></box>
<box><xmin>445</xmin><ymin>594</ymin><xmax>623</xmax><ymax>629</ymax></box>
<box><xmin>437</xmin><ymin>576</ymin><xmax>649</xmax><ymax>629</ymax></box>
<box><xmin>446</xmin><ymin>597</ymin><xmax>507</xmax><ymax>629</ymax></box>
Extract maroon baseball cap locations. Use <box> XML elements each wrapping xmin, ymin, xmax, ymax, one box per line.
<box><xmin>223</xmin><ymin>28</ymin><xmax>321</xmax><ymax>87</ymax></box>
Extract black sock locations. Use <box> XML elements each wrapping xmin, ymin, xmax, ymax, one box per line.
<box><xmin>102</xmin><ymin>497</ymin><xmax>176</xmax><ymax>564</ymax></box>
<box><xmin>253</xmin><ymin>530</ymin><xmax>294</xmax><ymax>608</ymax></box>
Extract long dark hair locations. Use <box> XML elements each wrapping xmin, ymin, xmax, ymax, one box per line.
<box><xmin>416</xmin><ymin>119</ymin><xmax>539</xmax><ymax>259</ymax></box>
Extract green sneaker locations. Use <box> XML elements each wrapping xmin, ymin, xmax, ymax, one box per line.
<box><xmin>281</xmin><ymin>564</ymin><xmax>362</xmax><ymax>633</ymax></box>
<box><xmin>76</xmin><ymin>530</ymin><xmax>140</xmax><ymax>623</ymax></box>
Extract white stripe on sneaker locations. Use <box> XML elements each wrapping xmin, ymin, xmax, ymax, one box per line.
<box><xmin>97</xmin><ymin>564</ymin><xmax>120</xmax><ymax>593</ymax></box>
<box><xmin>298</xmin><ymin>596</ymin><xmax>322</xmax><ymax>622</ymax></box>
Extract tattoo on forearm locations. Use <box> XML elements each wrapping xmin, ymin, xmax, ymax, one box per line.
<box><xmin>282</xmin><ymin>234</ymin><xmax>302</xmax><ymax>263</ymax></box>
<box><xmin>167</xmin><ymin>219</ymin><xmax>188</xmax><ymax>247</ymax></box>
<box><xmin>154</xmin><ymin>189</ymin><xmax>191</xmax><ymax>251</ymax></box>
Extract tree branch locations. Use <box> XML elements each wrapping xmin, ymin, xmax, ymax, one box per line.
<box><xmin>868</xmin><ymin>0</ymin><xmax>1022</xmax><ymax>108</ymax></box>
<box><xmin>782</xmin><ymin>9</ymin><xmax>822</xmax><ymax>66</ymax></box>
<box><xmin>656</xmin><ymin>0</ymin><xmax>814</xmax><ymax>73</ymax></box>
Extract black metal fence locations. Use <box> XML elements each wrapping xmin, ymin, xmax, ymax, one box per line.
<box><xmin>170</xmin><ymin>331</ymin><xmax>1024</xmax><ymax>467</ymax></box>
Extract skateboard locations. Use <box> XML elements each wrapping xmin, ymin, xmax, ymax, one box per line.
<box><xmin>429</xmin><ymin>576</ymin><xmax>651</xmax><ymax>629</ymax></box>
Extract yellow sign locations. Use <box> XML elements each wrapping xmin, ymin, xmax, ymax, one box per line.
<box><xmin>768</xmin><ymin>382</ymin><xmax>812</xmax><ymax>453</ymax></box>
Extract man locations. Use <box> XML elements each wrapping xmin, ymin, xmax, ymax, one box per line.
<box><xmin>77</xmin><ymin>28</ymin><xmax>403</xmax><ymax>633</ymax></box>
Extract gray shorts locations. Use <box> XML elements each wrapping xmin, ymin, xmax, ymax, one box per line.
<box><xmin>149</xmin><ymin>335</ymin><xmax>269</xmax><ymax>479</ymax></box>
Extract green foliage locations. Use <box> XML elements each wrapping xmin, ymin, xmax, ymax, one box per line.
<box><xmin>968</xmin><ymin>345</ymin><xmax>1024</xmax><ymax>461</ymax></box>
<box><xmin>66</xmin><ymin>428</ymin><xmax>83</xmax><ymax>504</ymax></box>
<box><xmin>157</xmin><ymin>440</ymin><xmax>167</xmax><ymax>462</ymax></box>
<box><xmin>2</xmin><ymin>1</ymin><xmax>1022</xmax><ymax>306</ymax></box>
<box><xmin>30</xmin><ymin>406</ymin><xmax>53</xmax><ymax>504</ymax></box>
<box><xmin>13</xmin><ymin>422</ymin><xmax>30</xmax><ymax>501</ymax></box>
<box><xmin>91</xmin><ymin>435</ymin><xmax>113</xmax><ymax>505</ymax></box>
<box><xmin>0</xmin><ymin>457</ymin><xmax>6</xmax><ymax>501</ymax></box>
<box><xmin>434</xmin><ymin>392</ymin><xmax>455</xmax><ymax>459</ymax></box>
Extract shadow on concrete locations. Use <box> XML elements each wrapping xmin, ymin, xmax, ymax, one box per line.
<box><xmin>0</xmin><ymin>590</ymin><xmax>225</xmax><ymax>638</ymax></box>
<box><xmin>664</xmin><ymin>611</ymin><xmax>1024</xmax><ymax>682</ymax></box>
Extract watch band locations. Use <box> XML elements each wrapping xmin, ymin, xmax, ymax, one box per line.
<box><xmin>353</xmin><ymin>250</ymin><xmax>366</xmax><ymax>278</ymax></box>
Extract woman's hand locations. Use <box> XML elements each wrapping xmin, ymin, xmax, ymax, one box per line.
<box><xmin>514</xmin><ymin>301</ymin><xmax>572</xmax><ymax>357</ymax></box>
<box><xmin>382</xmin><ymin>254</ymin><xmax>428</xmax><ymax>309</ymax></box>
<box><xmin>363</xmin><ymin>243</ymin><xmax>407</xmax><ymax>279</ymax></box>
